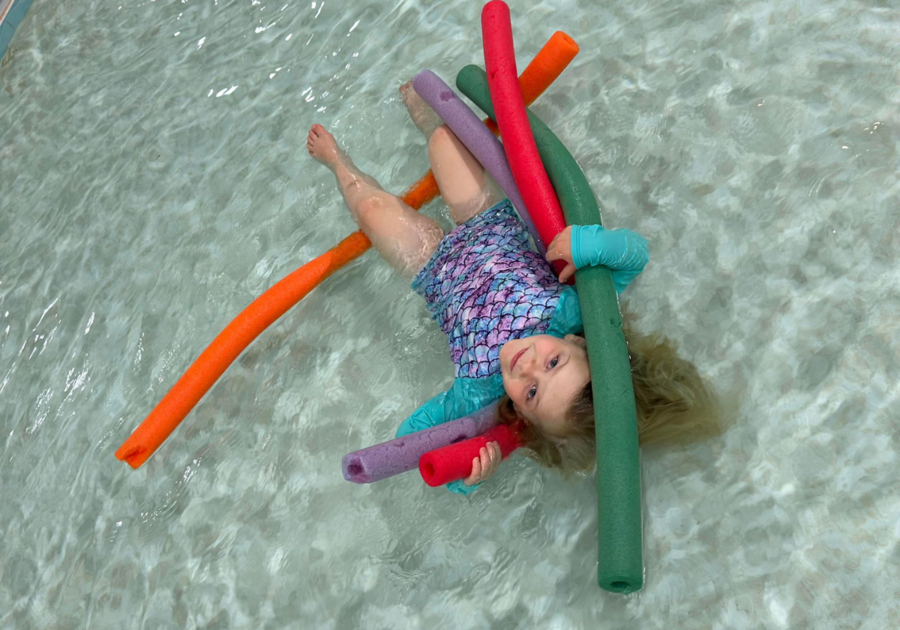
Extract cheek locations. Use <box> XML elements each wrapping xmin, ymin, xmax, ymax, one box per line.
<box><xmin>535</xmin><ymin>336</ymin><xmax>558</xmax><ymax>356</ymax></box>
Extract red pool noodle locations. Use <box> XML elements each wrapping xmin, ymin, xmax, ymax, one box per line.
<box><xmin>419</xmin><ymin>423</ymin><xmax>523</xmax><ymax>487</ymax></box>
<box><xmin>483</xmin><ymin>31</ymin><xmax>578</xmax><ymax>136</ymax></box>
<box><xmin>115</xmin><ymin>31</ymin><xmax>579</xmax><ymax>470</ymax></box>
<box><xmin>482</xmin><ymin>1</ymin><xmax>567</xmax><ymax>256</ymax></box>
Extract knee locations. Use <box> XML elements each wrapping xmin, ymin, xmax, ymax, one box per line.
<box><xmin>355</xmin><ymin>195</ymin><xmax>384</xmax><ymax>222</ymax></box>
<box><xmin>427</xmin><ymin>124</ymin><xmax>456</xmax><ymax>155</ymax></box>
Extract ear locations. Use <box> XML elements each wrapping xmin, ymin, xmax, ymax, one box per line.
<box><xmin>564</xmin><ymin>334</ymin><xmax>587</xmax><ymax>348</ymax></box>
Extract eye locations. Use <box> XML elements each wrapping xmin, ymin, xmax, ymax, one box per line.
<box><xmin>527</xmin><ymin>385</ymin><xmax>537</xmax><ymax>400</ymax></box>
<box><xmin>549</xmin><ymin>357</ymin><xmax>559</xmax><ymax>369</ymax></box>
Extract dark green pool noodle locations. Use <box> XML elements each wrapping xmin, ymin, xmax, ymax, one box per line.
<box><xmin>457</xmin><ymin>65</ymin><xmax>643</xmax><ymax>594</ymax></box>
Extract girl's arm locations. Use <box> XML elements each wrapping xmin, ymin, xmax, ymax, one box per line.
<box><xmin>546</xmin><ymin>225</ymin><xmax>649</xmax><ymax>291</ymax></box>
<box><xmin>395</xmin><ymin>376</ymin><xmax>504</xmax><ymax>495</ymax></box>
<box><xmin>395</xmin><ymin>388</ymin><xmax>455</xmax><ymax>438</ymax></box>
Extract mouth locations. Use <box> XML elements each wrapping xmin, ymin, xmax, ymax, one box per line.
<box><xmin>510</xmin><ymin>348</ymin><xmax>527</xmax><ymax>373</ymax></box>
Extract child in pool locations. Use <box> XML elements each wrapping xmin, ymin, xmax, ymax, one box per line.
<box><xmin>308</xmin><ymin>83</ymin><xmax>717</xmax><ymax>494</ymax></box>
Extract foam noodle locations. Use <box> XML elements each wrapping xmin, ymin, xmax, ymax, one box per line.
<box><xmin>413</xmin><ymin>69</ymin><xmax>543</xmax><ymax>253</ymax></box>
<box><xmin>342</xmin><ymin>404</ymin><xmax>498</xmax><ymax>483</ymax></box>
<box><xmin>419</xmin><ymin>423</ymin><xmax>522</xmax><ymax>487</ymax></box>
<box><xmin>457</xmin><ymin>65</ymin><xmax>644</xmax><ymax>594</ymax></box>
<box><xmin>481</xmin><ymin>1</ymin><xmax>567</xmax><ymax>263</ymax></box>
<box><xmin>115</xmin><ymin>32</ymin><xmax>578</xmax><ymax>469</ymax></box>
<box><xmin>506</xmin><ymin>32</ymin><xmax>578</xmax><ymax>119</ymax></box>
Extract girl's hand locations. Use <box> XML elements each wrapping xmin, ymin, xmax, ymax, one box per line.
<box><xmin>463</xmin><ymin>441</ymin><xmax>502</xmax><ymax>486</ymax></box>
<box><xmin>546</xmin><ymin>226</ymin><xmax>577</xmax><ymax>283</ymax></box>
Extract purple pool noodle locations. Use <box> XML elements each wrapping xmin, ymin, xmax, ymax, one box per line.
<box><xmin>342</xmin><ymin>403</ymin><xmax>498</xmax><ymax>483</ymax></box>
<box><xmin>412</xmin><ymin>69</ymin><xmax>546</xmax><ymax>255</ymax></box>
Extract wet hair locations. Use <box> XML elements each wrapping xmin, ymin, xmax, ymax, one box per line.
<box><xmin>496</xmin><ymin>319</ymin><xmax>720</xmax><ymax>476</ymax></box>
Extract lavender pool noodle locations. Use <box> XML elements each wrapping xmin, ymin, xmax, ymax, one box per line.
<box><xmin>412</xmin><ymin>69</ymin><xmax>546</xmax><ymax>255</ymax></box>
<box><xmin>342</xmin><ymin>403</ymin><xmax>498</xmax><ymax>483</ymax></box>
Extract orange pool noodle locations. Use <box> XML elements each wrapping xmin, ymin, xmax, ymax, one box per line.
<box><xmin>116</xmin><ymin>33</ymin><xmax>579</xmax><ymax>469</ymax></box>
<box><xmin>484</xmin><ymin>31</ymin><xmax>578</xmax><ymax>135</ymax></box>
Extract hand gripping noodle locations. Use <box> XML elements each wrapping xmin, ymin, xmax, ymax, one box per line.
<box><xmin>342</xmin><ymin>404</ymin><xmax>498</xmax><ymax>483</ymax></box>
<box><xmin>419</xmin><ymin>422</ymin><xmax>522</xmax><ymax>487</ymax></box>
<box><xmin>457</xmin><ymin>64</ymin><xmax>644</xmax><ymax>594</ymax></box>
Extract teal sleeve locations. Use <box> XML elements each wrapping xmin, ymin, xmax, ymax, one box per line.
<box><xmin>571</xmin><ymin>225</ymin><xmax>649</xmax><ymax>294</ymax></box>
<box><xmin>545</xmin><ymin>287</ymin><xmax>584</xmax><ymax>339</ymax></box>
<box><xmin>395</xmin><ymin>388</ymin><xmax>454</xmax><ymax>438</ymax></box>
<box><xmin>446</xmin><ymin>479</ymin><xmax>479</xmax><ymax>495</ymax></box>
<box><xmin>396</xmin><ymin>375</ymin><xmax>505</xmax><ymax>496</ymax></box>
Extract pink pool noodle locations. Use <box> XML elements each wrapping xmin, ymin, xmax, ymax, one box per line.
<box><xmin>419</xmin><ymin>422</ymin><xmax>524</xmax><ymax>487</ymax></box>
<box><xmin>412</xmin><ymin>70</ymin><xmax>545</xmax><ymax>255</ymax></box>
<box><xmin>342</xmin><ymin>403</ymin><xmax>498</xmax><ymax>483</ymax></box>
<box><xmin>481</xmin><ymin>1</ymin><xmax>567</xmax><ymax>257</ymax></box>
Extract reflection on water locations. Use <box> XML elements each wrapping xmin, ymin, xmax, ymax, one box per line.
<box><xmin>1</xmin><ymin>0</ymin><xmax>898</xmax><ymax>627</ymax></box>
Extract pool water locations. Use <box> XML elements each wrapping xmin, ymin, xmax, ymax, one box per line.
<box><xmin>1</xmin><ymin>0</ymin><xmax>899</xmax><ymax>628</ymax></box>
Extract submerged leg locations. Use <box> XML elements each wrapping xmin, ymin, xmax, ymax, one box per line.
<box><xmin>401</xmin><ymin>82</ymin><xmax>500</xmax><ymax>226</ymax></box>
<box><xmin>307</xmin><ymin>124</ymin><xmax>444</xmax><ymax>278</ymax></box>
<box><xmin>400</xmin><ymin>80</ymin><xmax>443</xmax><ymax>139</ymax></box>
<box><xmin>428</xmin><ymin>125</ymin><xmax>501</xmax><ymax>226</ymax></box>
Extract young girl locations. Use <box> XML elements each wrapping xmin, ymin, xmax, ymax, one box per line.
<box><xmin>308</xmin><ymin>84</ymin><xmax>717</xmax><ymax>494</ymax></box>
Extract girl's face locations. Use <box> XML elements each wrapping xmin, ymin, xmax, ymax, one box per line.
<box><xmin>499</xmin><ymin>334</ymin><xmax>591</xmax><ymax>433</ymax></box>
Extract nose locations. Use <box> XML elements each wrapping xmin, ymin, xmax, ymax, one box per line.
<box><xmin>519</xmin><ymin>350</ymin><xmax>538</xmax><ymax>377</ymax></box>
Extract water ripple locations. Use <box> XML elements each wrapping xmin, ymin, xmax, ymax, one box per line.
<box><xmin>1</xmin><ymin>0</ymin><xmax>900</xmax><ymax>628</ymax></box>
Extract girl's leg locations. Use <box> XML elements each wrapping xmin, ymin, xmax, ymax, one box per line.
<box><xmin>428</xmin><ymin>125</ymin><xmax>501</xmax><ymax>225</ymax></box>
<box><xmin>307</xmin><ymin>124</ymin><xmax>444</xmax><ymax>278</ymax></box>
<box><xmin>400</xmin><ymin>82</ymin><xmax>500</xmax><ymax>225</ymax></box>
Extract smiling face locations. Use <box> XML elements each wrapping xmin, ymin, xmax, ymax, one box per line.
<box><xmin>499</xmin><ymin>334</ymin><xmax>591</xmax><ymax>433</ymax></box>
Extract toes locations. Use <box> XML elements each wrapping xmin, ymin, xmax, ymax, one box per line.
<box><xmin>307</xmin><ymin>124</ymin><xmax>332</xmax><ymax>149</ymax></box>
<box><xmin>306</xmin><ymin>125</ymin><xmax>341</xmax><ymax>164</ymax></box>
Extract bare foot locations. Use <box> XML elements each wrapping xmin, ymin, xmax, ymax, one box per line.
<box><xmin>306</xmin><ymin>124</ymin><xmax>343</xmax><ymax>168</ymax></box>
<box><xmin>400</xmin><ymin>81</ymin><xmax>442</xmax><ymax>138</ymax></box>
<box><xmin>307</xmin><ymin>123</ymin><xmax>383</xmax><ymax>198</ymax></box>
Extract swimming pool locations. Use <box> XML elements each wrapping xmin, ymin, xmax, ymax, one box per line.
<box><xmin>1</xmin><ymin>0</ymin><xmax>898</xmax><ymax>627</ymax></box>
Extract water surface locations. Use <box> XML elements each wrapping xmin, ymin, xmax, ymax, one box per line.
<box><xmin>1</xmin><ymin>0</ymin><xmax>898</xmax><ymax>628</ymax></box>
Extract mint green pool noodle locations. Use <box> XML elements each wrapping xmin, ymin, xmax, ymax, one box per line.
<box><xmin>457</xmin><ymin>65</ymin><xmax>643</xmax><ymax>594</ymax></box>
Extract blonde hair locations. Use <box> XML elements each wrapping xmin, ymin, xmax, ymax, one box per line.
<box><xmin>497</xmin><ymin>320</ymin><xmax>720</xmax><ymax>475</ymax></box>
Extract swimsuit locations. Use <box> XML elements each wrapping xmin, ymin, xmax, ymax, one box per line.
<box><xmin>411</xmin><ymin>200</ymin><xmax>571</xmax><ymax>379</ymax></box>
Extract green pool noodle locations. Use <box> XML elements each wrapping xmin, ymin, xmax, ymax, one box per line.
<box><xmin>457</xmin><ymin>65</ymin><xmax>643</xmax><ymax>594</ymax></box>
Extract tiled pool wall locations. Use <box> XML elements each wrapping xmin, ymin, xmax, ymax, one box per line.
<box><xmin>0</xmin><ymin>0</ymin><xmax>33</xmax><ymax>61</ymax></box>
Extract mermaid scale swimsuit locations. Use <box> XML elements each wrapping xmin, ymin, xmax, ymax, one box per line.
<box><xmin>411</xmin><ymin>200</ymin><xmax>568</xmax><ymax>379</ymax></box>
